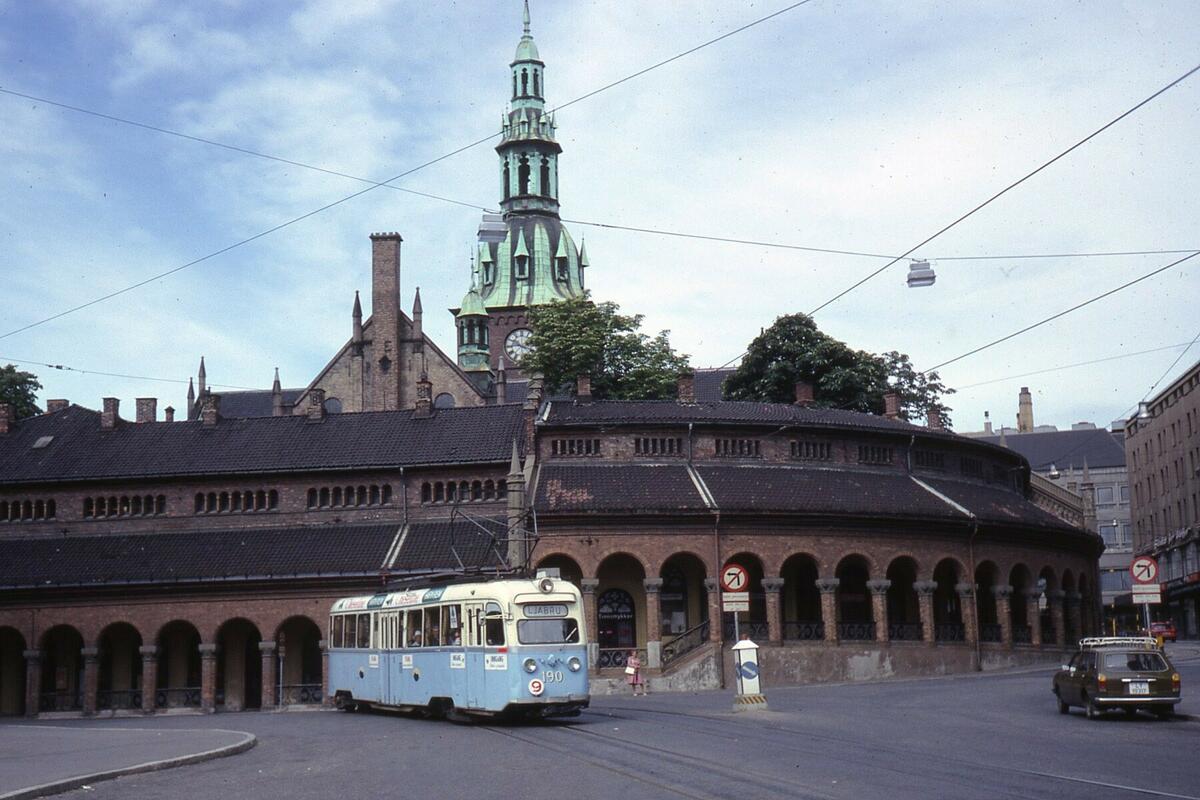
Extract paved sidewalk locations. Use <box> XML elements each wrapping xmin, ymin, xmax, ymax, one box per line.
<box><xmin>0</xmin><ymin>724</ymin><xmax>254</xmax><ymax>799</ymax></box>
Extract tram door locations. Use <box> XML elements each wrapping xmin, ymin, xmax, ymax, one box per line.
<box><xmin>463</xmin><ymin>602</ymin><xmax>485</xmax><ymax>708</ymax></box>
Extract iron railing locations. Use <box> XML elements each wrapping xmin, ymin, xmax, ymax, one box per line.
<box><xmin>837</xmin><ymin>622</ymin><xmax>876</xmax><ymax>641</ymax></box>
<box><xmin>935</xmin><ymin>623</ymin><xmax>966</xmax><ymax>642</ymax></box>
<box><xmin>38</xmin><ymin>691</ymin><xmax>81</xmax><ymax>712</ymax></box>
<box><xmin>722</xmin><ymin>620</ymin><xmax>769</xmax><ymax>641</ymax></box>
<box><xmin>782</xmin><ymin>621</ymin><xmax>825</xmax><ymax>641</ymax></box>
<box><xmin>661</xmin><ymin>621</ymin><xmax>710</xmax><ymax>667</ymax></box>
<box><xmin>1012</xmin><ymin>625</ymin><xmax>1032</xmax><ymax>644</ymax></box>
<box><xmin>97</xmin><ymin>689</ymin><xmax>142</xmax><ymax>710</ymax></box>
<box><xmin>155</xmin><ymin>687</ymin><xmax>202</xmax><ymax>708</ymax></box>
<box><xmin>888</xmin><ymin>622</ymin><xmax>923</xmax><ymax>641</ymax></box>
<box><xmin>980</xmin><ymin>623</ymin><xmax>1002</xmax><ymax>643</ymax></box>
<box><xmin>597</xmin><ymin>648</ymin><xmax>646</xmax><ymax>669</ymax></box>
<box><xmin>280</xmin><ymin>684</ymin><xmax>323</xmax><ymax>705</ymax></box>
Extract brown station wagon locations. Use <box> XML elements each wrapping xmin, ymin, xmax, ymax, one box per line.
<box><xmin>1053</xmin><ymin>637</ymin><xmax>1181</xmax><ymax>720</ymax></box>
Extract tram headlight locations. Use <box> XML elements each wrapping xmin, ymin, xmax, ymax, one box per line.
<box><xmin>538</xmin><ymin>577</ymin><xmax>555</xmax><ymax>593</ymax></box>
<box><xmin>568</xmin><ymin>657</ymin><xmax>582</xmax><ymax>672</ymax></box>
<box><xmin>523</xmin><ymin>658</ymin><xmax>538</xmax><ymax>673</ymax></box>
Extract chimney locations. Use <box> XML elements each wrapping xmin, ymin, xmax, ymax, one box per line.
<box><xmin>306</xmin><ymin>388</ymin><xmax>326</xmax><ymax>423</ymax></box>
<box><xmin>794</xmin><ymin>381</ymin><xmax>814</xmax><ymax>407</ymax></box>
<box><xmin>576</xmin><ymin>374</ymin><xmax>592</xmax><ymax>400</ymax></box>
<box><xmin>200</xmin><ymin>393</ymin><xmax>220</xmax><ymax>427</ymax></box>
<box><xmin>370</xmin><ymin>232</ymin><xmax>402</xmax><ymax>411</ymax></box>
<box><xmin>164</xmin><ymin>406</ymin><xmax>175</xmax><ymax>423</ymax></box>
<box><xmin>46</xmin><ymin>399</ymin><xmax>69</xmax><ymax>414</ymax></box>
<box><xmin>135</xmin><ymin>398</ymin><xmax>157</xmax><ymax>423</ymax></box>
<box><xmin>677</xmin><ymin>369</ymin><xmax>695</xmax><ymax>404</ymax></box>
<box><xmin>927</xmin><ymin>408</ymin><xmax>944</xmax><ymax>431</ymax></box>
<box><xmin>1017</xmin><ymin>386</ymin><xmax>1034</xmax><ymax>433</ymax></box>
<box><xmin>101</xmin><ymin>397</ymin><xmax>120</xmax><ymax>431</ymax></box>
<box><xmin>883</xmin><ymin>390</ymin><xmax>901</xmax><ymax>420</ymax></box>
<box><xmin>496</xmin><ymin>356</ymin><xmax>508</xmax><ymax>405</ymax></box>
<box><xmin>983</xmin><ymin>411</ymin><xmax>993</xmax><ymax>435</ymax></box>
<box><xmin>414</xmin><ymin>372</ymin><xmax>433</xmax><ymax>419</ymax></box>
<box><xmin>0</xmin><ymin>404</ymin><xmax>10</xmax><ymax>435</ymax></box>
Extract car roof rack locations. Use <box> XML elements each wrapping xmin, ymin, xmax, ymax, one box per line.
<box><xmin>1078</xmin><ymin>636</ymin><xmax>1158</xmax><ymax>650</ymax></box>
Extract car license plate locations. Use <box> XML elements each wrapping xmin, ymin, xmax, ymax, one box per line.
<box><xmin>1129</xmin><ymin>682</ymin><xmax>1150</xmax><ymax>695</ymax></box>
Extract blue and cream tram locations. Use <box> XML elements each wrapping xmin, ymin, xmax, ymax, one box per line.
<box><xmin>328</xmin><ymin>572</ymin><xmax>589</xmax><ymax>719</ymax></box>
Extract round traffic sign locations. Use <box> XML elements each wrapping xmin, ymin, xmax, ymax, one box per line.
<box><xmin>1130</xmin><ymin>556</ymin><xmax>1159</xmax><ymax>585</ymax></box>
<box><xmin>721</xmin><ymin>563</ymin><xmax>749</xmax><ymax>592</ymax></box>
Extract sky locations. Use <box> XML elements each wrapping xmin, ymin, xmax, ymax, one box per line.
<box><xmin>1</xmin><ymin>0</ymin><xmax>1198</xmax><ymax>433</ymax></box>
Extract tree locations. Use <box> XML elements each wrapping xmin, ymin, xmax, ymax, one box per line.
<box><xmin>0</xmin><ymin>364</ymin><xmax>43</xmax><ymax>419</ymax></box>
<box><xmin>520</xmin><ymin>293</ymin><xmax>690</xmax><ymax>399</ymax></box>
<box><xmin>723</xmin><ymin>313</ymin><xmax>954</xmax><ymax>426</ymax></box>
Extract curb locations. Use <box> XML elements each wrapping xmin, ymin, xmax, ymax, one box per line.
<box><xmin>0</xmin><ymin>729</ymin><xmax>257</xmax><ymax>800</ymax></box>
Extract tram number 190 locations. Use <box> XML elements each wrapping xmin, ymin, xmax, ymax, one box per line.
<box><xmin>542</xmin><ymin>670</ymin><xmax>565</xmax><ymax>684</ymax></box>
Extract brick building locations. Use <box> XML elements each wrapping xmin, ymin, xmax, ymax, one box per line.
<box><xmin>0</xmin><ymin>4</ymin><xmax>1104</xmax><ymax>716</ymax></box>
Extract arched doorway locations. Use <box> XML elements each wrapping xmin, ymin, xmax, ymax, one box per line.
<box><xmin>98</xmin><ymin>623</ymin><xmax>143</xmax><ymax>711</ymax></box>
<box><xmin>1078</xmin><ymin>573</ymin><xmax>1095</xmax><ymax>637</ymax></box>
<box><xmin>156</xmin><ymin>621</ymin><xmax>201</xmax><ymax>708</ymax></box>
<box><xmin>216</xmin><ymin>619</ymin><xmax>262</xmax><ymax>710</ymax></box>
<box><xmin>276</xmin><ymin>617</ymin><xmax>323</xmax><ymax>706</ymax></box>
<box><xmin>596</xmin><ymin>553</ymin><xmax>645</xmax><ymax>667</ymax></box>
<box><xmin>1062</xmin><ymin>570</ymin><xmax>1077</xmax><ymax>643</ymax></box>
<box><xmin>781</xmin><ymin>553</ymin><xmax>822</xmax><ymax>641</ymax></box>
<box><xmin>0</xmin><ymin>627</ymin><xmax>26</xmax><ymax>716</ymax></box>
<box><xmin>836</xmin><ymin>555</ymin><xmax>873</xmax><ymax>641</ymax></box>
<box><xmin>659</xmin><ymin>553</ymin><xmax>708</xmax><ymax>637</ymax></box>
<box><xmin>1010</xmin><ymin>564</ymin><xmax>1033</xmax><ymax>644</ymax></box>
<box><xmin>722</xmin><ymin>552</ymin><xmax>766</xmax><ymax>640</ymax></box>
<box><xmin>975</xmin><ymin>562</ymin><xmax>1001</xmax><ymax>642</ymax></box>
<box><xmin>933</xmin><ymin>559</ymin><xmax>964</xmax><ymax>641</ymax></box>
<box><xmin>39</xmin><ymin>625</ymin><xmax>83</xmax><ymax>712</ymax></box>
<box><xmin>1038</xmin><ymin>568</ymin><xmax>1059</xmax><ymax>645</ymax></box>
<box><xmin>886</xmin><ymin>557</ymin><xmax>921</xmax><ymax>641</ymax></box>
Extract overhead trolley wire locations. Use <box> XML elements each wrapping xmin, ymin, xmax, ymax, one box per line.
<box><xmin>953</xmin><ymin>342</ymin><xmax>1198</xmax><ymax>390</ymax></box>
<box><xmin>7</xmin><ymin>88</ymin><xmax>1196</xmax><ymax>265</ymax></box>
<box><xmin>0</xmin><ymin>0</ymin><xmax>814</xmax><ymax>342</ymax></box>
<box><xmin>0</xmin><ymin>354</ymin><xmax>260</xmax><ymax>391</ymax></box>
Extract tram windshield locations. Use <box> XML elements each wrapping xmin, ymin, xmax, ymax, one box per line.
<box><xmin>517</xmin><ymin>618</ymin><xmax>581</xmax><ymax>645</ymax></box>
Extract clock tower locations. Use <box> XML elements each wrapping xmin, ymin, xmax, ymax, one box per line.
<box><xmin>453</xmin><ymin>1</ymin><xmax>587</xmax><ymax>382</ymax></box>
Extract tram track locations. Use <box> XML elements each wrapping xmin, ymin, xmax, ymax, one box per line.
<box><xmin>587</xmin><ymin>704</ymin><xmax>1200</xmax><ymax>799</ymax></box>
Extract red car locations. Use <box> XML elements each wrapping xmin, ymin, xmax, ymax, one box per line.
<box><xmin>1150</xmin><ymin>621</ymin><xmax>1177</xmax><ymax>642</ymax></box>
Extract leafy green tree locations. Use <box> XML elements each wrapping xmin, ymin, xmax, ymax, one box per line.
<box><xmin>0</xmin><ymin>364</ymin><xmax>43</xmax><ymax>419</ymax></box>
<box><xmin>723</xmin><ymin>314</ymin><xmax>953</xmax><ymax>426</ymax></box>
<box><xmin>521</xmin><ymin>293</ymin><xmax>690</xmax><ymax>399</ymax></box>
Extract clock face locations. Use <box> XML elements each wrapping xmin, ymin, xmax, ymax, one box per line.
<box><xmin>505</xmin><ymin>327</ymin><xmax>534</xmax><ymax>360</ymax></box>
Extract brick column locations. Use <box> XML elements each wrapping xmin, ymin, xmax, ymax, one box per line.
<box><xmin>914</xmin><ymin>580</ymin><xmax>937</xmax><ymax>645</ymax></box>
<box><xmin>994</xmin><ymin>585</ymin><xmax>1014</xmax><ymax>649</ymax></box>
<box><xmin>139</xmin><ymin>646</ymin><xmax>158</xmax><ymax>714</ymax></box>
<box><xmin>23</xmin><ymin>650</ymin><xmax>41</xmax><ymax>718</ymax></box>
<box><xmin>762</xmin><ymin>578</ymin><xmax>785</xmax><ymax>645</ymax></box>
<box><xmin>198</xmin><ymin>643</ymin><xmax>218</xmax><ymax>713</ymax></box>
<box><xmin>816</xmin><ymin>578</ymin><xmax>840</xmax><ymax>643</ymax></box>
<box><xmin>956</xmin><ymin>583</ymin><xmax>978</xmax><ymax>645</ymax></box>
<box><xmin>867</xmin><ymin>579</ymin><xmax>891</xmax><ymax>643</ymax></box>
<box><xmin>1066</xmin><ymin>591</ymin><xmax>1083</xmax><ymax>644</ymax></box>
<box><xmin>1024</xmin><ymin>591</ymin><xmax>1042</xmax><ymax>647</ymax></box>
<box><xmin>319</xmin><ymin>639</ymin><xmax>331</xmax><ymax>707</ymax></box>
<box><xmin>704</xmin><ymin>578</ymin><xmax>723</xmax><ymax>643</ymax></box>
<box><xmin>82</xmin><ymin>647</ymin><xmax>100</xmax><ymax>716</ymax></box>
<box><xmin>1048</xmin><ymin>590</ymin><xmax>1067</xmax><ymax>648</ymax></box>
<box><xmin>643</xmin><ymin>578</ymin><xmax>663</xmax><ymax>668</ymax></box>
<box><xmin>259</xmin><ymin>641</ymin><xmax>277</xmax><ymax>708</ymax></box>
<box><xmin>581</xmin><ymin>579</ymin><xmax>600</xmax><ymax>665</ymax></box>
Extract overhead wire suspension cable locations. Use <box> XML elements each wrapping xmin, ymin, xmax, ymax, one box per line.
<box><xmin>0</xmin><ymin>0</ymin><xmax>814</xmax><ymax>342</ymax></box>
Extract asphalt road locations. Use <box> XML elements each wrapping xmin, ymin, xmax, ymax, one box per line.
<box><xmin>8</xmin><ymin>652</ymin><xmax>1200</xmax><ymax>800</ymax></box>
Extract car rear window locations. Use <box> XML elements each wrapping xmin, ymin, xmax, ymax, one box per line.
<box><xmin>1102</xmin><ymin>652</ymin><xmax>1167</xmax><ymax>671</ymax></box>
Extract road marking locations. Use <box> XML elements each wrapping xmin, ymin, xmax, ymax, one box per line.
<box><xmin>1027</xmin><ymin>771</ymin><xmax>1200</xmax><ymax>799</ymax></box>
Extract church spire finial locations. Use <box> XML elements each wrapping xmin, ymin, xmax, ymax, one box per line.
<box><xmin>523</xmin><ymin>0</ymin><xmax>531</xmax><ymax>35</ymax></box>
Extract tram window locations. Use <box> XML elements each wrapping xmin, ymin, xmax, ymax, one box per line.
<box><xmin>518</xmin><ymin>618</ymin><xmax>580</xmax><ymax>644</ymax></box>
<box><xmin>332</xmin><ymin>615</ymin><xmax>344</xmax><ymax>648</ymax></box>
<box><xmin>345</xmin><ymin>614</ymin><xmax>358</xmax><ymax>648</ymax></box>
<box><xmin>443</xmin><ymin>604</ymin><xmax>463</xmax><ymax>646</ymax></box>
<box><xmin>424</xmin><ymin>607</ymin><xmax>441</xmax><ymax>647</ymax></box>
<box><xmin>357</xmin><ymin>613</ymin><xmax>371</xmax><ymax>648</ymax></box>
<box><xmin>403</xmin><ymin>609</ymin><xmax>422</xmax><ymax>647</ymax></box>
<box><xmin>484</xmin><ymin>602</ymin><xmax>505</xmax><ymax>647</ymax></box>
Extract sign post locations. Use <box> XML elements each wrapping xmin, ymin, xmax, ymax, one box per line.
<box><xmin>721</xmin><ymin>563</ymin><xmax>750</xmax><ymax>641</ymax></box>
<box><xmin>1130</xmin><ymin>556</ymin><xmax>1160</xmax><ymax>634</ymax></box>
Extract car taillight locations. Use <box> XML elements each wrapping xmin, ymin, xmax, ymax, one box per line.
<box><xmin>1172</xmin><ymin>673</ymin><xmax>1181</xmax><ymax>687</ymax></box>
<box><xmin>1097</xmin><ymin>673</ymin><xmax>1107</xmax><ymax>691</ymax></box>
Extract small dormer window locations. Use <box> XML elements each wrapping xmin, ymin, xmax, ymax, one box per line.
<box><xmin>516</xmin><ymin>255</ymin><xmax>529</xmax><ymax>279</ymax></box>
<box><xmin>555</xmin><ymin>257</ymin><xmax>568</xmax><ymax>281</ymax></box>
<box><xmin>32</xmin><ymin>435</ymin><xmax>54</xmax><ymax>449</ymax></box>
